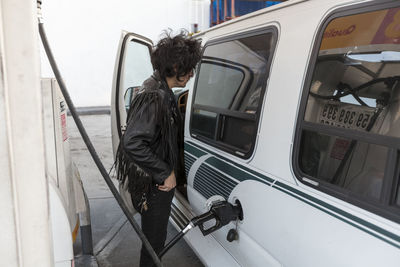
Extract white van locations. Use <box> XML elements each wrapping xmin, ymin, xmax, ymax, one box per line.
<box><xmin>111</xmin><ymin>0</ymin><xmax>400</xmax><ymax>266</ymax></box>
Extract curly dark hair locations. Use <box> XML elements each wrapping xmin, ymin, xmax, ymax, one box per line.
<box><xmin>151</xmin><ymin>30</ymin><xmax>202</xmax><ymax>82</ymax></box>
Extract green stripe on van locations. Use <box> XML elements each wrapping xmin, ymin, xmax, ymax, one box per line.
<box><xmin>185</xmin><ymin>141</ymin><xmax>400</xmax><ymax>248</ymax></box>
<box><xmin>205</xmin><ymin>157</ymin><xmax>273</xmax><ymax>185</ymax></box>
<box><xmin>187</xmin><ymin>141</ymin><xmax>274</xmax><ymax>184</ymax></box>
<box><xmin>184</xmin><ymin>142</ymin><xmax>207</xmax><ymax>158</ymax></box>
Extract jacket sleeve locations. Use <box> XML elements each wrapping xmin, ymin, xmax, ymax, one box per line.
<box><xmin>122</xmin><ymin>97</ymin><xmax>171</xmax><ymax>184</ymax></box>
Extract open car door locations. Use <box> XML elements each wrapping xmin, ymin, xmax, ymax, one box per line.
<box><xmin>111</xmin><ymin>31</ymin><xmax>154</xmax><ymax>155</ymax></box>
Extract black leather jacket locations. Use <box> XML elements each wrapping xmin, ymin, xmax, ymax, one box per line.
<box><xmin>121</xmin><ymin>71</ymin><xmax>184</xmax><ymax>186</ymax></box>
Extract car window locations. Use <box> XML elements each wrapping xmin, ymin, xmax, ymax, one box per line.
<box><xmin>191</xmin><ymin>30</ymin><xmax>277</xmax><ymax>158</ymax></box>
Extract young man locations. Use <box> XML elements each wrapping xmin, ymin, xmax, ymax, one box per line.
<box><xmin>115</xmin><ymin>31</ymin><xmax>201</xmax><ymax>266</ymax></box>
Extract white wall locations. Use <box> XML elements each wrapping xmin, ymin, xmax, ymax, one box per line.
<box><xmin>40</xmin><ymin>0</ymin><xmax>210</xmax><ymax>107</ymax></box>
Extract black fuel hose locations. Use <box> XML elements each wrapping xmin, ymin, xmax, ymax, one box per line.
<box><xmin>38</xmin><ymin>22</ymin><xmax>163</xmax><ymax>267</ymax></box>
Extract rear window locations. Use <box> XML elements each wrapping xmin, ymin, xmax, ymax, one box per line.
<box><xmin>295</xmin><ymin>4</ymin><xmax>400</xmax><ymax>221</ymax></box>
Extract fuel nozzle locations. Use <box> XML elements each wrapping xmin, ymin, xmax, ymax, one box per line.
<box><xmin>192</xmin><ymin>200</ymin><xmax>243</xmax><ymax>236</ymax></box>
<box><xmin>159</xmin><ymin>199</ymin><xmax>243</xmax><ymax>258</ymax></box>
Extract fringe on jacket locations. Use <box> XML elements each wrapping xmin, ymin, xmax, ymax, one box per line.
<box><xmin>113</xmin><ymin>83</ymin><xmax>183</xmax><ymax>208</ymax></box>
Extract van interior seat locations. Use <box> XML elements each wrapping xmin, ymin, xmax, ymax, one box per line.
<box><xmin>377</xmin><ymin>81</ymin><xmax>400</xmax><ymax>137</ymax></box>
<box><xmin>304</xmin><ymin>62</ymin><xmax>400</xmax><ymax>200</ymax></box>
<box><xmin>346</xmin><ymin>81</ymin><xmax>400</xmax><ymax>198</ymax></box>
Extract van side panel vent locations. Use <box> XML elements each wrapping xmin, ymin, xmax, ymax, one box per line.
<box><xmin>193</xmin><ymin>164</ymin><xmax>238</xmax><ymax>200</ymax></box>
<box><xmin>184</xmin><ymin>153</ymin><xmax>196</xmax><ymax>177</ymax></box>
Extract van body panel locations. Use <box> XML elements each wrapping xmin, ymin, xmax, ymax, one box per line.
<box><xmin>184</xmin><ymin>140</ymin><xmax>400</xmax><ymax>266</ymax></box>
<box><xmin>253</xmin><ymin>5</ymin><xmax>325</xmax><ymax>183</ymax></box>
<box><xmin>182</xmin><ymin>226</ymin><xmax>241</xmax><ymax>267</ymax></box>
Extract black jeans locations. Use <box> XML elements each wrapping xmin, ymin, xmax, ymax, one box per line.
<box><xmin>140</xmin><ymin>185</ymin><xmax>175</xmax><ymax>267</ymax></box>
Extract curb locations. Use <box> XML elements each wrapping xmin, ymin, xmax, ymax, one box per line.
<box><xmin>67</xmin><ymin>106</ymin><xmax>110</xmax><ymax>116</ymax></box>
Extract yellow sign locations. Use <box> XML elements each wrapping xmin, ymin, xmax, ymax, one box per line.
<box><xmin>320</xmin><ymin>7</ymin><xmax>400</xmax><ymax>50</ymax></box>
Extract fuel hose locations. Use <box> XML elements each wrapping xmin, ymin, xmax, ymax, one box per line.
<box><xmin>38</xmin><ymin>17</ymin><xmax>163</xmax><ymax>267</ymax></box>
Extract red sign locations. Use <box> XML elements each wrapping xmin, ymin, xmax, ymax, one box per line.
<box><xmin>330</xmin><ymin>139</ymin><xmax>350</xmax><ymax>160</ymax></box>
<box><xmin>61</xmin><ymin>113</ymin><xmax>68</xmax><ymax>141</ymax></box>
<box><xmin>371</xmin><ymin>8</ymin><xmax>400</xmax><ymax>45</ymax></box>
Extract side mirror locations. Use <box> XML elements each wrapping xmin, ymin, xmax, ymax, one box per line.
<box><xmin>124</xmin><ymin>86</ymin><xmax>139</xmax><ymax>113</ymax></box>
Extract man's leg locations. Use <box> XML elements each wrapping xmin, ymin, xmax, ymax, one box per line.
<box><xmin>140</xmin><ymin>187</ymin><xmax>175</xmax><ymax>267</ymax></box>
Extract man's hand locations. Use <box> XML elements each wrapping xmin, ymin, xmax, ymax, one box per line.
<box><xmin>158</xmin><ymin>171</ymin><xmax>176</xmax><ymax>192</ymax></box>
